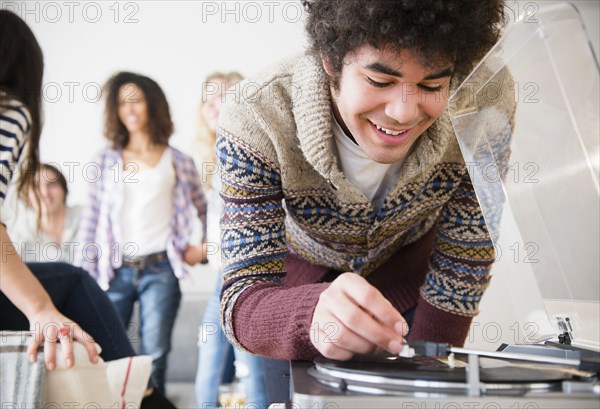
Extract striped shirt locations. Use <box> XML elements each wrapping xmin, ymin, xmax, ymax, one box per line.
<box><xmin>76</xmin><ymin>146</ymin><xmax>208</xmax><ymax>290</ymax></box>
<box><xmin>0</xmin><ymin>97</ymin><xmax>31</xmax><ymax>225</ymax></box>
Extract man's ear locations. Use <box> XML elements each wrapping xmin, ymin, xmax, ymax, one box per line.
<box><xmin>320</xmin><ymin>53</ymin><xmax>335</xmax><ymax>77</ymax></box>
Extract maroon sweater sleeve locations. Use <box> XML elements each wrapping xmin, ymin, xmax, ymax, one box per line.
<box><xmin>232</xmin><ymin>281</ymin><xmax>331</xmax><ymax>360</ymax></box>
<box><xmin>407</xmin><ymin>296</ymin><xmax>473</xmax><ymax>347</ymax></box>
<box><xmin>231</xmin><ymin>279</ymin><xmax>473</xmax><ymax>359</ymax></box>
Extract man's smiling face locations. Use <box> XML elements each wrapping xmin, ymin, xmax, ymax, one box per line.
<box><xmin>325</xmin><ymin>45</ymin><xmax>453</xmax><ymax>164</ymax></box>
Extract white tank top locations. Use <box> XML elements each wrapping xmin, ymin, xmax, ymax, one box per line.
<box><xmin>120</xmin><ymin>149</ymin><xmax>175</xmax><ymax>256</ymax></box>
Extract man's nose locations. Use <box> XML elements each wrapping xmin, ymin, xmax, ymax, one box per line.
<box><xmin>385</xmin><ymin>83</ymin><xmax>421</xmax><ymax>125</ymax></box>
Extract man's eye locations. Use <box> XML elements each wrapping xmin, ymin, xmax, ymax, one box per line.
<box><xmin>419</xmin><ymin>84</ymin><xmax>443</xmax><ymax>93</ymax></box>
<box><xmin>366</xmin><ymin>77</ymin><xmax>392</xmax><ymax>88</ymax></box>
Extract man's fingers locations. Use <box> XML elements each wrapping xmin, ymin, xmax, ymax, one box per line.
<box><xmin>312</xmin><ymin>273</ymin><xmax>412</xmax><ymax>359</ymax></box>
<box><xmin>311</xmin><ymin>325</ymin><xmax>356</xmax><ymax>360</ymax></box>
<box><xmin>316</xmin><ymin>332</ymin><xmax>355</xmax><ymax>360</ymax></box>
<box><xmin>327</xmin><ymin>293</ymin><xmax>404</xmax><ymax>354</ymax></box>
<box><xmin>329</xmin><ymin>273</ymin><xmax>408</xmax><ymax>336</ymax></box>
<box><xmin>311</xmin><ymin>315</ymin><xmax>376</xmax><ymax>356</ymax></box>
<box><xmin>338</xmin><ymin>274</ymin><xmax>408</xmax><ymax>336</ymax></box>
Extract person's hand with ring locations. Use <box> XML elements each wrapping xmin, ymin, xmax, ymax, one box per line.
<box><xmin>27</xmin><ymin>308</ymin><xmax>99</xmax><ymax>370</ymax></box>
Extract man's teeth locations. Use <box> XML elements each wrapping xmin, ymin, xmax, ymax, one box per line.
<box><xmin>375</xmin><ymin>124</ymin><xmax>407</xmax><ymax>136</ymax></box>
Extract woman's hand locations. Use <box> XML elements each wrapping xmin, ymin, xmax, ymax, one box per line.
<box><xmin>183</xmin><ymin>243</ymin><xmax>209</xmax><ymax>265</ymax></box>
<box><xmin>27</xmin><ymin>308</ymin><xmax>99</xmax><ymax>370</ymax></box>
<box><xmin>310</xmin><ymin>272</ymin><xmax>408</xmax><ymax>360</ymax></box>
<box><xmin>1</xmin><ymin>225</ymin><xmax>99</xmax><ymax>370</ymax></box>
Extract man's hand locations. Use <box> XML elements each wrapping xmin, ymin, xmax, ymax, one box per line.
<box><xmin>183</xmin><ymin>243</ymin><xmax>209</xmax><ymax>265</ymax></box>
<box><xmin>310</xmin><ymin>272</ymin><xmax>408</xmax><ymax>360</ymax></box>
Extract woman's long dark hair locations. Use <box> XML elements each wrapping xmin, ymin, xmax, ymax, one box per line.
<box><xmin>0</xmin><ymin>10</ymin><xmax>43</xmax><ymax>206</ymax></box>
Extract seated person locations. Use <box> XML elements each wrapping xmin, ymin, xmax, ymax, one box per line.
<box><xmin>7</xmin><ymin>163</ymin><xmax>81</xmax><ymax>263</ymax></box>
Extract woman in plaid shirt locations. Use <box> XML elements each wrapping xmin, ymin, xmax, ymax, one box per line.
<box><xmin>76</xmin><ymin>72</ymin><xmax>208</xmax><ymax>395</ymax></box>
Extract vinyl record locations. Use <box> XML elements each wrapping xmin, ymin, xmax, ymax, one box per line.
<box><xmin>313</xmin><ymin>353</ymin><xmax>572</xmax><ymax>383</ymax></box>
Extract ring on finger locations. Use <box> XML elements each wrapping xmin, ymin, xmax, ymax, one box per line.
<box><xmin>58</xmin><ymin>326</ymin><xmax>70</xmax><ymax>340</ymax></box>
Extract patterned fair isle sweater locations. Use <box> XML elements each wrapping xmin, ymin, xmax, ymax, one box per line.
<box><xmin>217</xmin><ymin>53</ymin><xmax>515</xmax><ymax>360</ymax></box>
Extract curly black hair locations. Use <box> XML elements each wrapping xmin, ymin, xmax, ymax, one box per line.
<box><xmin>103</xmin><ymin>72</ymin><xmax>174</xmax><ymax>149</ymax></box>
<box><xmin>302</xmin><ymin>0</ymin><xmax>506</xmax><ymax>83</ymax></box>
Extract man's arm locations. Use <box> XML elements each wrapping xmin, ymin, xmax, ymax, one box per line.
<box><xmin>217</xmin><ymin>127</ymin><xmax>407</xmax><ymax>360</ymax></box>
<box><xmin>217</xmin><ymin>128</ymin><xmax>319</xmax><ymax>359</ymax></box>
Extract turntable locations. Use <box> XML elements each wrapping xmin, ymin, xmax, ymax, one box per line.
<box><xmin>291</xmin><ymin>3</ymin><xmax>600</xmax><ymax>408</ymax></box>
<box><xmin>296</xmin><ymin>342</ymin><xmax>600</xmax><ymax>408</ymax></box>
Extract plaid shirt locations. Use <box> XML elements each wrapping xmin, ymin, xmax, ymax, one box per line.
<box><xmin>76</xmin><ymin>146</ymin><xmax>207</xmax><ymax>289</ymax></box>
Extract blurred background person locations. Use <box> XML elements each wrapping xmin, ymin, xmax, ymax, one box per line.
<box><xmin>193</xmin><ymin>72</ymin><xmax>268</xmax><ymax>409</ymax></box>
<box><xmin>77</xmin><ymin>71</ymin><xmax>208</xmax><ymax>396</ymax></box>
<box><xmin>7</xmin><ymin>163</ymin><xmax>81</xmax><ymax>263</ymax></box>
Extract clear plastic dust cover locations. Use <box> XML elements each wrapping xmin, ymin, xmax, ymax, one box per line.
<box><xmin>448</xmin><ymin>3</ymin><xmax>599</xmax><ymax>346</ymax></box>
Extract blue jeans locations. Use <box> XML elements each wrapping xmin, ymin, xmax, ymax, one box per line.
<box><xmin>195</xmin><ymin>278</ymin><xmax>268</xmax><ymax>409</ymax></box>
<box><xmin>107</xmin><ymin>258</ymin><xmax>181</xmax><ymax>395</ymax></box>
<box><xmin>0</xmin><ymin>262</ymin><xmax>136</xmax><ymax>361</ymax></box>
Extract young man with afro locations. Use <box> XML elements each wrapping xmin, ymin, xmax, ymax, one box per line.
<box><xmin>216</xmin><ymin>0</ymin><xmax>515</xmax><ymax>400</ymax></box>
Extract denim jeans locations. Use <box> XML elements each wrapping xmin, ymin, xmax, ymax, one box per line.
<box><xmin>195</xmin><ymin>278</ymin><xmax>268</xmax><ymax>409</ymax></box>
<box><xmin>107</xmin><ymin>258</ymin><xmax>181</xmax><ymax>395</ymax></box>
<box><xmin>0</xmin><ymin>262</ymin><xmax>136</xmax><ymax>361</ymax></box>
